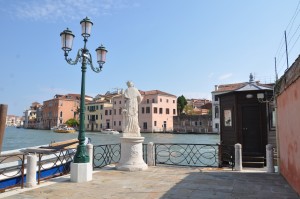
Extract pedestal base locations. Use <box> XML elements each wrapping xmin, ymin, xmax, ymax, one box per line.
<box><xmin>116</xmin><ymin>137</ymin><xmax>148</xmax><ymax>171</ymax></box>
<box><xmin>70</xmin><ymin>162</ymin><xmax>92</xmax><ymax>182</ymax></box>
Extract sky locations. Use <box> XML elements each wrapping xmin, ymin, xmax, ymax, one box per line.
<box><xmin>1</xmin><ymin>0</ymin><xmax>300</xmax><ymax>116</ymax></box>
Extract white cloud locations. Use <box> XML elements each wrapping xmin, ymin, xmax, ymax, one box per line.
<box><xmin>5</xmin><ymin>0</ymin><xmax>138</xmax><ymax>22</ymax></box>
<box><xmin>219</xmin><ymin>73</ymin><xmax>233</xmax><ymax>80</ymax></box>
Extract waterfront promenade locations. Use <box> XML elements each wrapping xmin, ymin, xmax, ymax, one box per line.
<box><xmin>0</xmin><ymin>166</ymin><xmax>299</xmax><ymax>199</ymax></box>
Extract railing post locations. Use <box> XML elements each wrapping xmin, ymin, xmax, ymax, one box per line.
<box><xmin>266</xmin><ymin>144</ymin><xmax>275</xmax><ymax>173</ymax></box>
<box><xmin>0</xmin><ymin>104</ymin><xmax>8</xmax><ymax>153</ymax></box>
<box><xmin>234</xmin><ymin>143</ymin><xmax>242</xmax><ymax>171</ymax></box>
<box><xmin>26</xmin><ymin>154</ymin><xmax>37</xmax><ymax>188</ymax></box>
<box><xmin>87</xmin><ymin>144</ymin><xmax>93</xmax><ymax>169</ymax></box>
<box><xmin>147</xmin><ymin>142</ymin><xmax>155</xmax><ymax>166</ymax></box>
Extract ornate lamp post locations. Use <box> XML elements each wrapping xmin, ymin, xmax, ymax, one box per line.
<box><xmin>60</xmin><ymin>17</ymin><xmax>107</xmax><ymax>163</ymax></box>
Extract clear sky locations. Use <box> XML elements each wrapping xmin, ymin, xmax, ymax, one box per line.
<box><xmin>1</xmin><ymin>0</ymin><xmax>300</xmax><ymax>116</ymax></box>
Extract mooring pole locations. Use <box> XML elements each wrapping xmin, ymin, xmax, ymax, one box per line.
<box><xmin>0</xmin><ymin>104</ymin><xmax>8</xmax><ymax>153</ymax></box>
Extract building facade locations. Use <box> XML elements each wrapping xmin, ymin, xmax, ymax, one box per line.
<box><xmin>94</xmin><ymin>90</ymin><xmax>177</xmax><ymax>133</ymax></box>
<box><xmin>173</xmin><ymin>115</ymin><xmax>212</xmax><ymax>133</ymax></box>
<box><xmin>41</xmin><ymin>94</ymin><xmax>91</xmax><ymax>129</ymax></box>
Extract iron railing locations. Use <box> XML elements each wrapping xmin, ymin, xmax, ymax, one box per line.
<box><xmin>93</xmin><ymin>144</ymin><xmax>121</xmax><ymax>168</ymax></box>
<box><xmin>154</xmin><ymin>143</ymin><xmax>219</xmax><ymax>167</ymax></box>
<box><xmin>36</xmin><ymin>148</ymin><xmax>76</xmax><ymax>184</ymax></box>
<box><xmin>0</xmin><ymin>153</ymin><xmax>25</xmax><ymax>191</ymax></box>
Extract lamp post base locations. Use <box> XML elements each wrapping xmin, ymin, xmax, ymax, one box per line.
<box><xmin>70</xmin><ymin>162</ymin><xmax>92</xmax><ymax>182</ymax></box>
<box><xmin>116</xmin><ymin>137</ymin><xmax>148</xmax><ymax>171</ymax></box>
<box><xmin>74</xmin><ymin>144</ymin><xmax>90</xmax><ymax>163</ymax></box>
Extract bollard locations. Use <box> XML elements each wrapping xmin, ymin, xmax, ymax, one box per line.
<box><xmin>86</xmin><ymin>144</ymin><xmax>93</xmax><ymax>170</ymax></box>
<box><xmin>266</xmin><ymin>144</ymin><xmax>275</xmax><ymax>173</ymax></box>
<box><xmin>147</xmin><ymin>142</ymin><xmax>155</xmax><ymax>166</ymax></box>
<box><xmin>26</xmin><ymin>154</ymin><xmax>37</xmax><ymax>188</ymax></box>
<box><xmin>234</xmin><ymin>143</ymin><xmax>243</xmax><ymax>171</ymax></box>
<box><xmin>0</xmin><ymin>104</ymin><xmax>8</xmax><ymax>153</ymax></box>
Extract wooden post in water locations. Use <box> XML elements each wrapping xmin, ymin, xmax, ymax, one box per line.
<box><xmin>0</xmin><ymin>104</ymin><xmax>8</xmax><ymax>153</ymax></box>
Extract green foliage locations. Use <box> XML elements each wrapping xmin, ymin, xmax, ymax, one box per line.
<box><xmin>183</xmin><ymin>104</ymin><xmax>195</xmax><ymax>115</ymax></box>
<box><xmin>65</xmin><ymin>118</ymin><xmax>79</xmax><ymax>127</ymax></box>
<box><xmin>177</xmin><ymin>95</ymin><xmax>187</xmax><ymax>115</ymax></box>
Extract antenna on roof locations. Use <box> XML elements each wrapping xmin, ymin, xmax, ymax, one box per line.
<box><xmin>275</xmin><ymin>57</ymin><xmax>278</xmax><ymax>81</ymax></box>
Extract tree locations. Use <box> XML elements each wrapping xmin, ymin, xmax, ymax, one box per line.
<box><xmin>183</xmin><ymin>104</ymin><xmax>195</xmax><ymax>115</ymax></box>
<box><xmin>65</xmin><ymin>118</ymin><xmax>79</xmax><ymax>127</ymax></box>
<box><xmin>177</xmin><ymin>95</ymin><xmax>187</xmax><ymax>115</ymax></box>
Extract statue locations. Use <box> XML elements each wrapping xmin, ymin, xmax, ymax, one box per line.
<box><xmin>122</xmin><ymin>81</ymin><xmax>142</xmax><ymax>137</ymax></box>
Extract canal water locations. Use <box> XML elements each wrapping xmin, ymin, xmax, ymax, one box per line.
<box><xmin>2</xmin><ymin>127</ymin><xmax>220</xmax><ymax>152</ymax></box>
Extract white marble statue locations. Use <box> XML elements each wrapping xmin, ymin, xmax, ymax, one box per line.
<box><xmin>122</xmin><ymin>81</ymin><xmax>142</xmax><ymax>137</ymax></box>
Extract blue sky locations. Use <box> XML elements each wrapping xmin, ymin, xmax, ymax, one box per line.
<box><xmin>1</xmin><ymin>0</ymin><xmax>300</xmax><ymax>116</ymax></box>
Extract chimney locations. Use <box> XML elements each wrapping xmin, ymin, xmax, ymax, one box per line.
<box><xmin>215</xmin><ymin>85</ymin><xmax>218</xmax><ymax>91</ymax></box>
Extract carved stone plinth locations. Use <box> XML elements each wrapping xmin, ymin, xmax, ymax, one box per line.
<box><xmin>116</xmin><ymin>137</ymin><xmax>148</xmax><ymax>171</ymax></box>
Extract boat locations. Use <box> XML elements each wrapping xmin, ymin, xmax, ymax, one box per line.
<box><xmin>53</xmin><ymin>125</ymin><xmax>76</xmax><ymax>133</ymax></box>
<box><xmin>101</xmin><ymin>129</ymin><xmax>120</xmax><ymax>134</ymax></box>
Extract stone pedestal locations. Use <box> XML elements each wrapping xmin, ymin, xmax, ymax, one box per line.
<box><xmin>116</xmin><ymin>137</ymin><xmax>148</xmax><ymax>171</ymax></box>
<box><xmin>70</xmin><ymin>162</ymin><xmax>92</xmax><ymax>183</ymax></box>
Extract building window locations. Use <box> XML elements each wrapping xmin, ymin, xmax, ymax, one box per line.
<box><xmin>60</xmin><ymin>120</ymin><xmax>62</xmax><ymax>124</ymax></box>
<box><xmin>166</xmin><ymin>108</ymin><xmax>170</xmax><ymax>114</ymax></box>
<box><xmin>143</xmin><ymin>122</ymin><xmax>147</xmax><ymax>130</ymax></box>
<box><xmin>119</xmin><ymin>108</ymin><xmax>122</xmax><ymax>115</ymax></box>
<box><xmin>214</xmin><ymin>95</ymin><xmax>219</xmax><ymax>101</ymax></box>
<box><xmin>114</xmin><ymin>109</ymin><xmax>116</xmax><ymax>115</ymax></box>
<box><xmin>154</xmin><ymin>107</ymin><xmax>158</xmax><ymax>114</ymax></box>
<box><xmin>119</xmin><ymin>101</ymin><xmax>121</xmax><ymax>104</ymax></box>
<box><xmin>173</xmin><ymin>100</ymin><xmax>175</xmax><ymax>103</ymax></box>
<box><xmin>87</xmin><ymin>124</ymin><xmax>89</xmax><ymax>129</ymax></box>
<box><xmin>60</xmin><ymin>111</ymin><xmax>62</xmax><ymax>117</ymax></box>
<box><xmin>147</xmin><ymin>99</ymin><xmax>149</xmax><ymax>104</ymax></box>
<box><xmin>114</xmin><ymin>121</ymin><xmax>116</xmax><ymax>126</ymax></box>
<box><xmin>152</xmin><ymin>99</ymin><xmax>155</xmax><ymax>103</ymax></box>
<box><xmin>105</xmin><ymin>110</ymin><xmax>108</xmax><ymax>115</ymax></box>
<box><xmin>146</xmin><ymin>107</ymin><xmax>150</xmax><ymax>113</ymax></box>
<box><xmin>100</xmin><ymin>105</ymin><xmax>103</xmax><ymax>110</ymax></box>
<box><xmin>96</xmin><ymin>115</ymin><xmax>98</xmax><ymax>120</ymax></box>
<box><xmin>166</xmin><ymin>99</ymin><xmax>169</xmax><ymax>103</ymax></box>
<box><xmin>215</xmin><ymin>123</ymin><xmax>219</xmax><ymax>129</ymax></box>
<box><xmin>109</xmin><ymin>110</ymin><xmax>112</xmax><ymax>115</ymax></box>
<box><xmin>154</xmin><ymin>121</ymin><xmax>157</xmax><ymax>126</ymax></box>
<box><xmin>159</xmin><ymin>108</ymin><xmax>163</xmax><ymax>114</ymax></box>
<box><xmin>215</xmin><ymin>106</ymin><xmax>219</xmax><ymax>118</ymax></box>
<box><xmin>119</xmin><ymin>121</ymin><xmax>121</xmax><ymax>126</ymax></box>
<box><xmin>160</xmin><ymin>98</ymin><xmax>162</xmax><ymax>102</ymax></box>
<box><xmin>114</xmin><ymin>101</ymin><xmax>116</xmax><ymax>104</ymax></box>
<box><xmin>142</xmin><ymin>107</ymin><xmax>145</xmax><ymax>114</ymax></box>
<box><xmin>101</xmin><ymin>114</ymin><xmax>102</xmax><ymax>119</ymax></box>
<box><xmin>195</xmin><ymin>122</ymin><xmax>197</xmax><ymax>126</ymax></box>
<box><xmin>173</xmin><ymin>109</ymin><xmax>176</xmax><ymax>115</ymax></box>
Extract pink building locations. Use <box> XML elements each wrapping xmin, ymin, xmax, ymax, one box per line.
<box><xmin>103</xmin><ymin>90</ymin><xmax>177</xmax><ymax>132</ymax></box>
<box><xmin>276</xmin><ymin>56</ymin><xmax>300</xmax><ymax>195</ymax></box>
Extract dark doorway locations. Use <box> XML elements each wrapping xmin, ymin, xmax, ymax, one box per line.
<box><xmin>241</xmin><ymin>105</ymin><xmax>262</xmax><ymax>155</ymax></box>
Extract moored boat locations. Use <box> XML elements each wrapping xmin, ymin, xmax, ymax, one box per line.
<box><xmin>101</xmin><ymin>129</ymin><xmax>120</xmax><ymax>134</ymax></box>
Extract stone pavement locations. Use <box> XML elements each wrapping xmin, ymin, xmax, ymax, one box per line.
<box><xmin>0</xmin><ymin>166</ymin><xmax>299</xmax><ymax>199</ymax></box>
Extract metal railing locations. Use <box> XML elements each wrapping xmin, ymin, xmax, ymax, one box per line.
<box><xmin>36</xmin><ymin>148</ymin><xmax>76</xmax><ymax>184</ymax></box>
<box><xmin>154</xmin><ymin>143</ymin><xmax>219</xmax><ymax>167</ymax></box>
<box><xmin>93</xmin><ymin>144</ymin><xmax>121</xmax><ymax>168</ymax></box>
<box><xmin>0</xmin><ymin>153</ymin><xmax>25</xmax><ymax>191</ymax></box>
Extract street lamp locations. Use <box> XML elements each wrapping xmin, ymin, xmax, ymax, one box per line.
<box><xmin>60</xmin><ymin>17</ymin><xmax>108</xmax><ymax>163</ymax></box>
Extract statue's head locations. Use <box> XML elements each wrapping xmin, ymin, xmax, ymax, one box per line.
<box><xmin>126</xmin><ymin>81</ymin><xmax>134</xmax><ymax>87</ymax></box>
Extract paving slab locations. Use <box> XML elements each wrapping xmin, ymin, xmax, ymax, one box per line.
<box><xmin>0</xmin><ymin>166</ymin><xmax>299</xmax><ymax>199</ymax></box>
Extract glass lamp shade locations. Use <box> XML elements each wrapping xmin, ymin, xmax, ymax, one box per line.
<box><xmin>60</xmin><ymin>28</ymin><xmax>75</xmax><ymax>51</ymax></box>
<box><xmin>80</xmin><ymin>17</ymin><xmax>93</xmax><ymax>38</ymax></box>
<box><xmin>96</xmin><ymin>45</ymin><xmax>108</xmax><ymax>64</ymax></box>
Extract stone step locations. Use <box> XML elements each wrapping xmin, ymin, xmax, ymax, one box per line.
<box><xmin>242</xmin><ymin>161</ymin><xmax>265</xmax><ymax>168</ymax></box>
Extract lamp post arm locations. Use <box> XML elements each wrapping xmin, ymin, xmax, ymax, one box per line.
<box><xmin>65</xmin><ymin>49</ymin><xmax>82</xmax><ymax>65</ymax></box>
<box><xmin>85</xmin><ymin>52</ymin><xmax>102</xmax><ymax>73</ymax></box>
